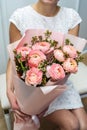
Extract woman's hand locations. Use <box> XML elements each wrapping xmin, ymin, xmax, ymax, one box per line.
<box><xmin>7</xmin><ymin>89</ymin><xmax>30</xmax><ymax>122</ymax></box>
<box><xmin>7</xmin><ymin>89</ymin><xmax>19</xmax><ymax>110</ymax></box>
<box><xmin>12</xmin><ymin>109</ymin><xmax>31</xmax><ymax>123</ymax></box>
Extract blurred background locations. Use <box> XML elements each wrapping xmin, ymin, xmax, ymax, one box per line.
<box><xmin>0</xmin><ymin>0</ymin><xmax>87</xmax><ymax>74</ymax></box>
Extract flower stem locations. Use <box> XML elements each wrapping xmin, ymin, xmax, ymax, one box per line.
<box><xmin>20</xmin><ymin>61</ymin><xmax>25</xmax><ymax>72</ymax></box>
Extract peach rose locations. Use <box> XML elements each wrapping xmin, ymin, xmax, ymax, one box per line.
<box><xmin>63</xmin><ymin>45</ymin><xmax>78</xmax><ymax>58</ymax></box>
<box><xmin>25</xmin><ymin>67</ymin><xmax>43</xmax><ymax>86</ymax></box>
<box><xmin>28</xmin><ymin>50</ymin><xmax>46</xmax><ymax>67</ymax></box>
<box><xmin>54</xmin><ymin>49</ymin><xmax>65</xmax><ymax>62</ymax></box>
<box><xmin>63</xmin><ymin>58</ymin><xmax>78</xmax><ymax>73</ymax></box>
<box><xmin>47</xmin><ymin>63</ymin><xmax>65</xmax><ymax>80</ymax></box>
<box><xmin>16</xmin><ymin>46</ymin><xmax>31</xmax><ymax>61</ymax></box>
<box><xmin>32</xmin><ymin>42</ymin><xmax>50</xmax><ymax>54</ymax></box>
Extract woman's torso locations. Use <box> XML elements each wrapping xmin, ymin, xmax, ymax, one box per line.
<box><xmin>9</xmin><ymin>5</ymin><xmax>82</xmax><ymax>35</ymax></box>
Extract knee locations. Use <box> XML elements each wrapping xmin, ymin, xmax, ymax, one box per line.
<box><xmin>60</xmin><ymin>117</ymin><xmax>80</xmax><ymax>130</ymax></box>
<box><xmin>80</xmin><ymin>119</ymin><xmax>87</xmax><ymax>130</ymax></box>
<box><xmin>70</xmin><ymin>120</ymin><xmax>80</xmax><ymax>130</ymax></box>
<box><xmin>81</xmin><ymin>126</ymin><xmax>87</xmax><ymax>130</ymax></box>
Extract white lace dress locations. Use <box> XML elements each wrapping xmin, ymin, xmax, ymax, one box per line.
<box><xmin>9</xmin><ymin>5</ymin><xmax>83</xmax><ymax>116</ymax></box>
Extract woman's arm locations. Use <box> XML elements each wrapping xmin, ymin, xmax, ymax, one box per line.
<box><xmin>68</xmin><ymin>24</ymin><xmax>80</xmax><ymax>36</ymax></box>
<box><xmin>6</xmin><ymin>23</ymin><xmax>28</xmax><ymax>122</ymax></box>
<box><xmin>9</xmin><ymin>23</ymin><xmax>22</xmax><ymax>43</ymax></box>
<box><xmin>6</xmin><ymin>23</ymin><xmax>22</xmax><ymax>109</ymax></box>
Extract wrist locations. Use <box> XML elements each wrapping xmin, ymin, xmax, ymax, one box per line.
<box><xmin>6</xmin><ymin>87</ymin><xmax>14</xmax><ymax>97</ymax></box>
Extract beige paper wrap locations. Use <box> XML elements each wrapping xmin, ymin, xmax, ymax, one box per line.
<box><xmin>7</xmin><ymin>29</ymin><xmax>87</xmax><ymax>130</ymax></box>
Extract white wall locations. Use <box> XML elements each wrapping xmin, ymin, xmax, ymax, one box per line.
<box><xmin>78</xmin><ymin>0</ymin><xmax>87</xmax><ymax>39</ymax></box>
<box><xmin>0</xmin><ymin>9</ymin><xmax>7</xmax><ymax>72</ymax></box>
<box><xmin>78</xmin><ymin>0</ymin><xmax>87</xmax><ymax>50</ymax></box>
<box><xmin>59</xmin><ymin>0</ymin><xmax>79</xmax><ymax>11</ymax></box>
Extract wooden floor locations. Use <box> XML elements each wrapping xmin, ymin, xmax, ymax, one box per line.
<box><xmin>81</xmin><ymin>97</ymin><xmax>87</xmax><ymax>112</ymax></box>
<box><xmin>0</xmin><ymin>102</ymin><xmax>7</xmax><ymax>130</ymax></box>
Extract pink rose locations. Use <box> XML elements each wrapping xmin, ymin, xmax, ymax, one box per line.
<box><xmin>16</xmin><ymin>46</ymin><xmax>31</xmax><ymax>61</ymax></box>
<box><xmin>63</xmin><ymin>45</ymin><xmax>78</xmax><ymax>58</ymax></box>
<box><xmin>25</xmin><ymin>67</ymin><xmax>43</xmax><ymax>86</ymax></box>
<box><xmin>63</xmin><ymin>58</ymin><xmax>78</xmax><ymax>73</ymax></box>
<box><xmin>32</xmin><ymin>42</ymin><xmax>50</xmax><ymax>54</ymax></box>
<box><xmin>28</xmin><ymin>50</ymin><xmax>46</xmax><ymax>67</ymax></box>
<box><xmin>54</xmin><ymin>49</ymin><xmax>65</xmax><ymax>62</ymax></box>
<box><xmin>47</xmin><ymin>63</ymin><xmax>65</xmax><ymax>80</ymax></box>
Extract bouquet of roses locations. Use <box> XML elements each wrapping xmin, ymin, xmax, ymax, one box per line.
<box><xmin>7</xmin><ymin>29</ymin><xmax>87</xmax><ymax>130</ymax></box>
<box><xmin>13</xmin><ymin>30</ymin><xmax>82</xmax><ymax>87</ymax></box>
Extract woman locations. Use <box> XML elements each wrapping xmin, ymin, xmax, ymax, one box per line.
<box><xmin>7</xmin><ymin>0</ymin><xmax>87</xmax><ymax>130</ymax></box>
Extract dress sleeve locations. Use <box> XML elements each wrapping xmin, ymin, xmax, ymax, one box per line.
<box><xmin>68</xmin><ymin>8</ymin><xmax>82</xmax><ymax>29</ymax></box>
<box><xmin>9</xmin><ymin>8</ymin><xmax>23</xmax><ymax>34</ymax></box>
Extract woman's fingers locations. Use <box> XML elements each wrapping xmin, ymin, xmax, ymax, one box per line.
<box><xmin>57</xmin><ymin>84</ymin><xmax>67</xmax><ymax>88</ymax></box>
<box><xmin>12</xmin><ymin>109</ymin><xmax>31</xmax><ymax>123</ymax></box>
<box><xmin>54</xmin><ymin>85</ymin><xmax>67</xmax><ymax>95</ymax></box>
<box><xmin>14</xmin><ymin>113</ymin><xmax>24</xmax><ymax>123</ymax></box>
<box><xmin>13</xmin><ymin>109</ymin><xmax>30</xmax><ymax>118</ymax></box>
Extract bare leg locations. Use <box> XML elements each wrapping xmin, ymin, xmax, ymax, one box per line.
<box><xmin>72</xmin><ymin>107</ymin><xmax>87</xmax><ymax>130</ymax></box>
<box><xmin>45</xmin><ymin>109</ymin><xmax>80</xmax><ymax>130</ymax></box>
